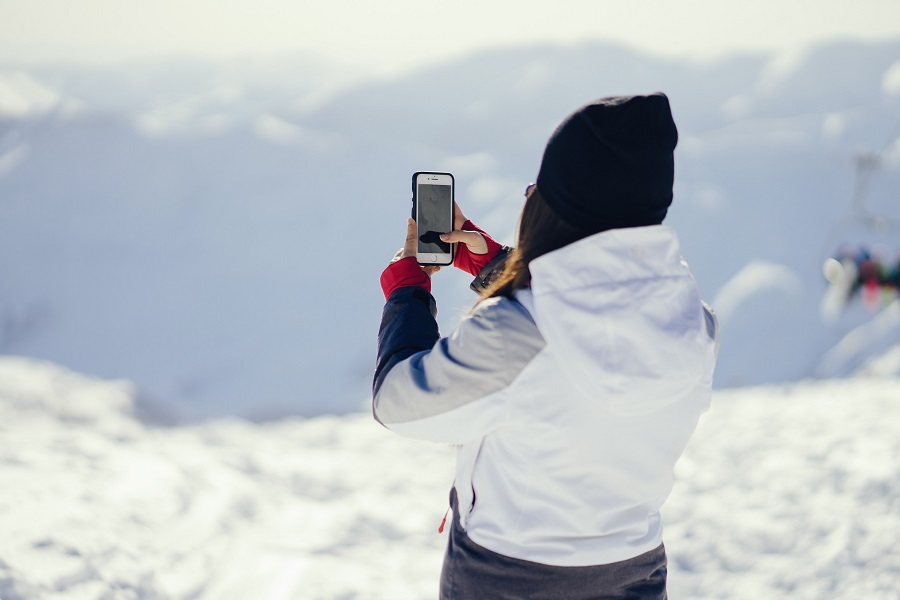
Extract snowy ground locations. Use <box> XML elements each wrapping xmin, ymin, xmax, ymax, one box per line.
<box><xmin>1</xmin><ymin>357</ymin><xmax>898</xmax><ymax>599</ymax></box>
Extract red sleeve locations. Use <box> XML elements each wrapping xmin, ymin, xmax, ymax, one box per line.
<box><xmin>380</xmin><ymin>256</ymin><xmax>431</xmax><ymax>300</ymax></box>
<box><xmin>453</xmin><ymin>219</ymin><xmax>503</xmax><ymax>277</ymax></box>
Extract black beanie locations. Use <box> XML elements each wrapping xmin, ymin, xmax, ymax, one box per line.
<box><xmin>535</xmin><ymin>92</ymin><xmax>678</xmax><ymax>233</ymax></box>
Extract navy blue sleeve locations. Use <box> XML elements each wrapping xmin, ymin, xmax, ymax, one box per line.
<box><xmin>373</xmin><ymin>286</ymin><xmax>440</xmax><ymax>412</ymax></box>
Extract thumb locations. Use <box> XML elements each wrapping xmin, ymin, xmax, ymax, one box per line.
<box><xmin>440</xmin><ymin>230</ymin><xmax>488</xmax><ymax>255</ymax></box>
<box><xmin>402</xmin><ymin>217</ymin><xmax>418</xmax><ymax>258</ymax></box>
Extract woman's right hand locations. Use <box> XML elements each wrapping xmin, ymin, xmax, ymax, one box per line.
<box><xmin>440</xmin><ymin>201</ymin><xmax>488</xmax><ymax>255</ymax></box>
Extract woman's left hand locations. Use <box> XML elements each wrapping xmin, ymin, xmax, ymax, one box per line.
<box><xmin>391</xmin><ymin>217</ymin><xmax>442</xmax><ymax>277</ymax></box>
<box><xmin>436</xmin><ymin>200</ymin><xmax>488</xmax><ymax>255</ymax></box>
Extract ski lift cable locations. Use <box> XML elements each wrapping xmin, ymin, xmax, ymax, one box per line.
<box><xmin>851</xmin><ymin>113</ymin><xmax>900</xmax><ymax>216</ymax></box>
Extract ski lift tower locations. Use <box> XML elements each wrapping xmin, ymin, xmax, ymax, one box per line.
<box><xmin>821</xmin><ymin>150</ymin><xmax>899</xmax><ymax>319</ymax></box>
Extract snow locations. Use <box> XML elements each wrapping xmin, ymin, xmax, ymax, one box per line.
<box><xmin>883</xmin><ymin>59</ymin><xmax>900</xmax><ymax>97</ymax></box>
<box><xmin>1</xmin><ymin>357</ymin><xmax>898</xmax><ymax>598</ymax></box>
<box><xmin>712</xmin><ymin>261</ymin><xmax>804</xmax><ymax>325</ymax></box>
<box><xmin>816</xmin><ymin>300</ymin><xmax>900</xmax><ymax>377</ymax></box>
<box><xmin>858</xmin><ymin>343</ymin><xmax>900</xmax><ymax>376</ymax></box>
<box><xmin>0</xmin><ymin>357</ymin><xmax>451</xmax><ymax>599</ymax></box>
<box><xmin>1</xmin><ymin>39</ymin><xmax>899</xmax><ymax>420</ymax></box>
<box><xmin>668</xmin><ymin>378</ymin><xmax>900</xmax><ymax>598</ymax></box>
<box><xmin>1</xmin><ymin>38</ymin><xmax>900</xmax><ymax>596</ymax></box>
<box><xmin>0</xmin><ymin>72</ymin><xmax>63</xmax><ymax>118</ymax></box>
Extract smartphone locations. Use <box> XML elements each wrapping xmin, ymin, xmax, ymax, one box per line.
<box><xmin>412</xmin><ymin>172</ymin><xmax>454</xmax><ymax>266</ymax></box>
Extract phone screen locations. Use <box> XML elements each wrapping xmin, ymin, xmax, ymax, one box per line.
<box><xmin>417</xmin><ymin>183</ymin><xmax>453</xmax><ymax>254</ymax></box>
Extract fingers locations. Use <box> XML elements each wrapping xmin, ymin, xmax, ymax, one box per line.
<box><xmin>388</xmin><ymin>218</ymin><xmax>443</xmax><ymax>279</ymax></box>
<box><xmin>440</xmin><ymin>230</ymin><xmax>488</xmax><ymax>255</ymax></box>
<box><xmin>402</xmin><ymin>217</ymin><xmax>417</xmax><ymax>258</ymax></box>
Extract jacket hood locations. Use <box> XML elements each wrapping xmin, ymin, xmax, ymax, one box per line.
<box><xmin>524</xmin><ymin>225</ymin><xmax>715</xmax><ymax>416</ymax></box>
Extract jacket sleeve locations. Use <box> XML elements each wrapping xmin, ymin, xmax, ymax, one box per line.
<box><xmin>374</xmin><ymin>286</ymin><xmax>441</xmax><ymax>398</ymax></box>
<box><xmin>453</xmin><ymin>219</ymin><xmax>504</xmax><ymax>276</ymax></box>
<box><xmin>469</xmin><ymin>245</ymin><xmax>513</xmax><ymax>294</ymax></box>
<box><xmin>373</xmin><ymin>294</ymin><xmax>545</xmax><ymax>445</ymax></box>
<box><xmin>379</xmin><ymin>256</ymin><xmax>431</xmax><ymax>300</ymax></box>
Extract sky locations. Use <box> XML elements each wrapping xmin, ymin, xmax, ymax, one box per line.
<box><xmin>2</xmin><ymin>0</ymin><xmax>900</xmax><ymax>74</ymax></box>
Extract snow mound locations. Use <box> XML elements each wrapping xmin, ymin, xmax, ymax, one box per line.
<box><xmin>882</xmin><ymin>59</ymin><xmax>900</xmax><ymax>97</ymax></box>
<box><xmin>0</xmin><ymin>71</ymin><xmax>63</xmax><ymax>118</ymax></box>
<box><xmin>0</xmin><ymin>357</ymin><xmax>137</xmax><ymax>432</ymax></box>
<box><xmin>1</xmin><ymin>38</ymin><xmax>899</xmax><ymax>418</ymax></box>
<box><xmin>712</xmin><ymin>260</ymin><xmax>803</xmax><ymax>325</ymax></box>
<box><xmin>815</xmin><ymin>300</ymin><xmax>900</xmax><ymax>377</ymax></box>
<box><xmin>710</xmin><ymin>261</ymin><xmax>816</xmax><ymax>387</ymax></box>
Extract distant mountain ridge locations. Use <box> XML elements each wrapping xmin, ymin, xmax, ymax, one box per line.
<box><xmin>1</xmin><ymin>38</ymin><xmax>898</xmax><ymax>418</ymax></box>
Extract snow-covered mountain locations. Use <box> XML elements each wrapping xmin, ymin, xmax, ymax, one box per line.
<box><xmin>2</xmin><ymin>356</ymin><xmax>898</xmax><ymax>598</ymax></box>
<box><xmin>1</xmin><ymin>40</ymin><xmax>899</xmax><ymax>419</ymax></box>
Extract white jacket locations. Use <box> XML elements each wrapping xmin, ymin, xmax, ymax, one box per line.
<box><xmin>374</xmin><ymin>225</ymin><xmax>718</xmax><ymax>567</ymax></box>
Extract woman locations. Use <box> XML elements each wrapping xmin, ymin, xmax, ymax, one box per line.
<box><xmin>374</xmin><ymin>93</ymin><xmax>718</xmax><ymax>599</ymax></box>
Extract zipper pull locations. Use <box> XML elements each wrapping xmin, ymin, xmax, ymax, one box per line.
<box><xmin>438</xmin><ymin>506</ymin><xmax>451</xmax><ymax>533</ymax></box>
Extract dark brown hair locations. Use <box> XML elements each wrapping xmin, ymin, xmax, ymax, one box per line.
<box><xmin>482</xmin><ymin>186</ymin><xmax>584</xmax><ymax>300</ymax></box>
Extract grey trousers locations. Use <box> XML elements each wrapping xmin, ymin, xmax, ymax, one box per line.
<box><xmin>440</xmin><ymin>489</ymin><xmax>667</xmax><ymax>600</ymax></box>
